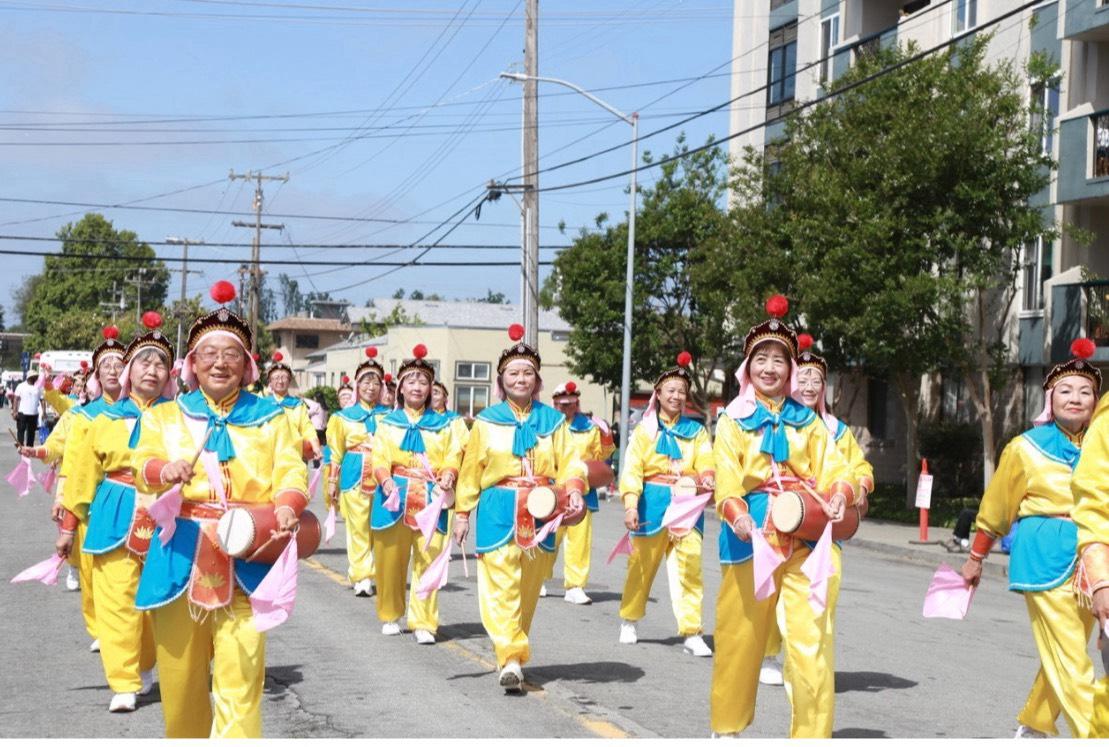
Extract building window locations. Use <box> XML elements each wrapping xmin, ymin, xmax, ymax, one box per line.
<box><xmin>867</xmin><ymin>379</ymin><xmax>888</xmax><ymax>440</ymax></box>
<box><xmin>455</xmin><ymin>384</ymin><xmax>490</xmax><ymax>418</ymax></box>
<box><xmin>955</xmin><ymin>0</ymin><xmax>977</xmax><ymax>33</ymax></box>
<box><xmin>1095</xmin><ymin>112</ymin><xmax>1109</xmax><ymax>178</ymax></box>
<box><xmin>551</xmin><ymin>331</ymin><xmax>570</xmax><ymax>342</ymax></box>
<box><xmin>767</xmin><ymin>23</ymin><xmax>798</xmax><ymax>108</ymax></box>
<box><xmin>1022</xmin><ymin>237</ymin><xmax>1052</xmax><ymax>312</ymax></box>
<box><xmin>455</xmin><ymin>361</ymin><xmax>491</xmax><ymax>381</ymax></box>
<box><xmin>295</xmin><ymin>334</ymin><xmax>319</xmax><ymax>349</ymax></box>
<box><xmin>1030</xmin><ymin>79</ymin><xmax>1060</xmax><ymax>156</ymax></box>
<box><xmin>819</xmin><ymin>14</ymin><xmax>840</xmax><ymax>84</ymax></box>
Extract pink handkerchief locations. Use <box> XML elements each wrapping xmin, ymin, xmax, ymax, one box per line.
<box><xmin>383</xmin><ymin>485</ymin><xmax>401</xmax><ymax>512</ymax></box>
<box><xmin>801</xmin><ymin>522</ymin><xmax>835</xmax><ymax>614</ymax></box>
<box><xmin>922</xmin><ymin>563</ymin><xmax>977</xmax><ymax>620</ymax></box>
<box><xmin>661</xmin><ymin>490</ymin><xmax>713</xmax><ymax>533</ymax></box>
<box><xmin>752</xmin><ymin>529</ymin><xmax>785</xmax><ymax>600</ymax></box>
<box><xmin>416</xmin><ymin>539</ymin><xmax>454</xmax><ymax>600</ymax></box>
<box><xmin>415</xmin><ymin>487</ymin><xmax>449</xmax><ymax>550</ymax></box>
<box><xmin>607</xmin><ymin>532</ymin><xmax>634</xmax><ymax>564</ymax></box>
<box><xmin>590</xmin><ymin>415</ymin><xmax>611</xmax><ymax>436</ymax></box>
<box><xmin>6</xmin><ymin>456</ymin><xmax>38</xmax><ymax>497</ymax></box>
<box><xmin>308</xmin><ymin>467</ymin><xmax>322</xmax><ymax>502</ymax></box>
<box><xmin>323</xmin><ymin>505</ymin><xmax>337</xmax><ymax>544</ymax></box>
<box><xmin>12</xmin><ymin>554</ymin><xmax>66</xmax><ymax>585</ymax></box>
<box><xmin>40</xmin><ymin>465</ymin><xmax>58</xmax><ymax>496</ymax></box>
<box><xmin>250</xmin><ymin>537</ymin><xmax>298</xmax><ymax>633</ymax></box>
<box><xmin>148</xmin><ymin>484</ymin><xmax>183</xmax><ymax>546</ymax></box>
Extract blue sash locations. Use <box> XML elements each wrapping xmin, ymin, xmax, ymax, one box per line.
<box><xmin>1008</xmin><ymin>516</ymin><xmax>1078</xmax><ymax>592</ymax></box>
<box><xmin>631</xmin><ymin>481</ymin><xmax>705</xmax><ymax>538</ymax></box>
<box><xmin>82</xmin><ymin>478</ymin><xmax>136</xmax><ymax>555</ymax></box>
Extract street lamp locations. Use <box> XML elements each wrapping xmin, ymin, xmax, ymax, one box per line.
<box><xmin>500</xmin><ymin>71</ymin><xmax>639</xmax><ymax>471</ymax></box>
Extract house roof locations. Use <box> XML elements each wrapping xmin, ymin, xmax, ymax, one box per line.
<box><xmin>347</xmin><ymin>299</ymin><xmax>570</xmax><ymax>332</ymax></box>
<box><xmin>266</xmin><ymin>317</ymin><xmax>352</xmax><ymax>333</ymax></box>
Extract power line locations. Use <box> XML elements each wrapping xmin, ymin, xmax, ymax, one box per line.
<box><xmin>0</xmin><ymin>233</ymin><xmax>569</xmax><ymax>249</ymax></box>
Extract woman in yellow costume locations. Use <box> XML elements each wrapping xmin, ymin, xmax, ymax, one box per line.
<box><xmin>1072</xmin><ymin>348</ymin><xmax>1109</xmax><ymax>738</ymax></box>
<box><xmin>327</xmin><ymin>348</ymin><xmax>389</xmax><ymax>596</ymax></box>
<box><xmin>57</xmin><ymin>312</ymin><xmax>174</xmax><ymax>713</ymax></box>
<box><xmin>371</xmin><ymin>346</ymin><xmax>464</xmax><ymax>643</ymax></box>
<box><xmin>132</xmin><ymin>281</ymin><xmax>308</xmax><ymax>738</ymax></box>
<box><xmin>431</xmin><ymin>380</ymin><xmax>470</xmax><ymax>442</ymax></box>
<box><xmin>617</xmin><ymin>354</ymin><xmax>714</xmax><ymax>656</ymax></box>
<box><xmin>710</xmin><ymin>296</ymin><xmax>857</xmax><ymax>738</ymax></box>
<box><xmin>454</xmin><ymin>324</ymin><xmax>587</xmax><ymax>691</ymax></box>
<box><xmin>962</xmin><ymin>339</ymin><xmax>1101</xmax><ymax>737</ymax></box>
<box><xmin>757</xmin><ymin>335</ymin><xmax>875</xmax><ymax>687</ymax></box>
<box><xmin>264</xmin><ymin>351</ymin><xmax>321</xmax><ymax>462</ymax></box>
<box><xmin>546</xmin><ymin>380</ymin><xmax>615</xmax><ymax>605</ymax></box>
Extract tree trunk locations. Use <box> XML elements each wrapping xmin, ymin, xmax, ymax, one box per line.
<box><xmin>893</xmin><ymin>372</ymin><xmax>922</xmax><ymax>508</ymax></box>
<box><xmin>964</xmin><ymin>368</ymin><xmax>998</xmax><ymax>493</ymax></box>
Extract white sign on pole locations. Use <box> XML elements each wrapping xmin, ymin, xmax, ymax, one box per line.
<box><xmin>915</xmin><ymin>473</ymin><xmax>934</xmax><ymax>509</ymax></box>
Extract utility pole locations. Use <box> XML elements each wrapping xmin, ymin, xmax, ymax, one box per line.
<box><xmin>229</xmin><ymin>169</ymin><xmax>288</xmax><ymax>351</ymax></box>
<box><xmin>98</xmin><ymin>282</ymin><xmax>126</xmax><ymax>323</ymax></box>
<box><xmin>125</xmin><ymin>269</ymin><xmax>157</xmax><ymax>325</ymax></box>
<box><xmin>521</xmin><ymin>0</ymin><xmax>539</xmax><ymax>348</ymax></box>
<box><xmin>165</xmin><ymin>237</ymin><xmax>205</xmax><ymax>358</ymax></box>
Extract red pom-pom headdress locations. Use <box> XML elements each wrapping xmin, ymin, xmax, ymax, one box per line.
<box><xmin>186</xmin><ymin>281</ymin><xmax>252</xmax><ymax>356</ymax></box>
<box><xmin>266</xmin><ymin>349</ymin><xmax>293</xmax><ymax>381</ymax></box>
<box><xmin>210</xmin><ymin>280</ymin><xmax>236</xmax><ymax>305</ymax></box>
<box><xmin>743</xmin><ymin>295</ymin><xmax>799</xmax><ymax>359</ymax></box>
<box><xmin>1044</xmin><ymin>338</ymin><xmax>1102</xmax><ymax>391</ymax></box>
<box><xmin>397</xmin><ymin>343</ymin><xmax>435</xmax><ymax>390</ymax></box>
<box><xmin>92</xmin><ymin>324</ymin><xmax>126</xmax><ymax>369</ymax></box>
<box><xmin>499</xmin><ymin>324</ymin><xmax>540</xmax><ymax>373</ymax></box>
<box><xmin>123</xmin><ymin>309</ymin><xmax>173</xmax><ymax>365</ymax></box>
<box><xmin>354</xmin><ymin>343</ymin><xmax>385</xmax><ymax>384</ymax></box>
<box><xmin>796</xmin><ymin>333</ymin><xmax>827</xmax><ymax>379</ymax></box>
<box><xmin>553</xmin><ymin>380</ymin><xmax>580</xmax><ymax>398</ymax></box>
<box><xmin>654</xmin><ymin>350</ymin><xmax>694</xmax><ymax>390</ymax></box>
<box><xmin>765</xmin><ymin>294</ymin><xmax>789</xmax><ymax>319</ymax></box>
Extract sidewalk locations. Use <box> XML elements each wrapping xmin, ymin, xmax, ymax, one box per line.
<box><xmin>846</xmin><ymin>518</ymin><xmax>1009</xmax><ymax>580</ymax></box>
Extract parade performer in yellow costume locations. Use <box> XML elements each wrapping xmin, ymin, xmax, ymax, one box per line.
<box><xmin>371</xmin><ymin>346</ymin><xmax>464</xmax><ymax>643</ymax></box>
<box><xmin>964</xmin><ymin>341</ymin><xmax>1100</xmax><ymax>738</ymax></box>
<box><xmin>710</xmin><ymin>296</ymin><xmax>856</xmax><ymax>738</ymax></box>
<box><xmin>759</xmin><ymin>335</ymin><xmax>875</xmax><ymax>686</ymax></box>
<box><xmin>58</xmin><ymin>312</ymin><xmax>174</xmax><ymax>713</ymax></box>
<box><xmin>617</xmin><ymin>355</ymin><xmax>714</xmax><ymax>656</ymax></box>
<box><xmin>546</xmin><ymin>381</ymin><xmax>615</xmax><ymax>605</ymax></box>
<box><xmin>132</xmin><ymin>281</ymin><xmax>308</xmax><ymax>738</ymax></box>
<box><xmin>1073</xmin><ymin>356</ymin><xmax>1109</xmax><ymax>738</ymax></box>
<box><xmin>432</xmin><ymin>380</ymin><xmax>470</xmax><ymax>445</ymax></box>
<box><xmin>326</xmin><ymin>347</ymin><xmax>389</xmax><ymax>596</ymax></box>
<box><xmin>54</xmin><ymin>327</ymin><xmax>128</xmax><ymax>651</ymax></box>
<box><xmin>264</xmin><ymin>351</ymin><xmax>321</xmax><ymax>461</ymax></box>
<box><xmin>454</xmin><ymin>324</ymin><xmax>587</xmax><ymax>691</ymax></box>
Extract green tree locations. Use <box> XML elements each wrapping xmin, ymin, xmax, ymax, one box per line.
<box><xmin>304</xmin><ymin>385</ymin><xmax>339</xmax><ymax>413</ymax></box>
<box><xmin>359</xmin><ymin>303</ymin><xmax>423</xmax><ymax>338</ymax></box>
<box><xmin>21</xmin><ymin>214</ymin><xmax>169</xmax><ymax>351</ymax></box>
<box><xmin>735</xmin><ymin>37</ymin><xmax>1053</xmax><ymax>500</ymax></box>
<box><xmin>554</xmin><ymin>135</ymin><xmax>740</xmax><ymax>419</ymax></box>
<box><xmin>278</xmin><ymin>273</ymin><xmax>304</xmax><ymax>317</ymax></box>
<box><xmin>473</xmin><ymin>289</ymin><xmax>509</xmax><ymax>304</ymax></box>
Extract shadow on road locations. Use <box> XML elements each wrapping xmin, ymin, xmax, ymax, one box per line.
<box><xmin>834</xmin><ymin>727</ymin><xmax>888</xmax><ymax>738</ymax></box>
<box><xmin>312</xmin><ymin>548</ymin><xmax>347</xmax><ymax>556</ymax></box>
<box><xmin>438</xmin><ymin>621</ymin><xmax>486</xmax><ymax>641</ymax></box>
<box><xmin>525</xmin><ymin>660</ymin><xmax>645</xmax><ymax>685</ymax></box>
<box><xmin>834</xmin><ymin>671</ymin><xmax>917</xmax><ymax>693</ymax></box>
<box><xmin>266</xmin><ymin>664</ymin><xmax>305</xmax><ymax>695</ymax></box>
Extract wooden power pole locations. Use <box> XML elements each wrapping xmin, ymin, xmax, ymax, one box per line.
<box><xmin>522</xmin><ymin>0</ymin><xmax>539</xmax><ymax>348</ymax></box>
<box><xmin>228</xmin><ymin>169</ymin><xmax>287</xmax><ymax>350</ymax></box>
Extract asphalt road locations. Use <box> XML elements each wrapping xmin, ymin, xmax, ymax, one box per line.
<box><xmin>0</xmin><ymin>414</ymin><xmax>1103</xmax><ymax>738</ymax></box>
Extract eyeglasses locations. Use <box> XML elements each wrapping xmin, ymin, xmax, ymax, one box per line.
<box><xmin>195</xmin><ymin>348</ymin><xmax>245</xmax><ymax>365</ymax></box>
<box><xmin>98</xmin><ymin>359</ymin><xmax>124</xmax><ymax>374</ymax></box>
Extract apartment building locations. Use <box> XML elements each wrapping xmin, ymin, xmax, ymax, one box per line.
<box><xmin>730</xmin><ymin>0</ymin><xmax>1109</xmax><ymax>483</ymax></box>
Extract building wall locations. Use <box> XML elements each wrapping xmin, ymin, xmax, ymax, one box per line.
<box><xmin>315</xmin><ymin>326</ymin><xmax>615</xmax><ymax>423</ymax></box>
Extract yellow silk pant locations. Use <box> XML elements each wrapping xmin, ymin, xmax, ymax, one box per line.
<box><xmin>1014</xmin><ymin>581</ymin><xmax>1096</xmax><ymax>737</ymax></box>
<box><xmin>340</xmin><ymin>485</ymin><xmax>375</xmax><ymax>584</ymax></box>
<box><xmin>373</xmin><ymin>521</ymin><xmax>447</xmax><ymax>631</ymax></box>
<box><xmin>152</xmin><ymin>590</ymin><xmax>265</xmax><ymax>738</ymax></box>
<box><xmin>1093</xmin><ymin>678</ymin><xmax>1109</xmax><ymax>737</ymax></box>
<box><xmin>90</xmin><ymin>547</ymin><xmax>155</xmax><ymax>693</ymax></box>
<box><xmin>76</xmin><ymin>520</ymin><xmax>97</xmax><ymax>639</ymax></box>
<box><xmin>618</xmin><ymin>530</ymin><xmax>703</xmax><ymax>636</ymax></box>
<box><xmin>477</xmin><ymin>542</ymin><xmax>549</xmax><ymax>667</ymax></box>
<box><xmin>711</xmin><ymin>545</ymin><xmax>842</xmax><ymax>738</ymax></box>
<box><xmin>765</xmin><ymin>616</ymin><xmax>783</xmax><ymax>658</ymax></box>
<box><xmin>549</xmin><ymin>510</ymin><xmax>593</xmax><ymax>589</ymax></box>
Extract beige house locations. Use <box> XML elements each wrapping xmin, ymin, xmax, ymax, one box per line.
<box><xmin>303</xmin><ymin>298</ymin><xmax>614</xmax><ymax>422</ymax></box>
<box><xmin>266</xmin><ymin>317</ymin><xmax>351</xmax><ymax>390</ymax></box>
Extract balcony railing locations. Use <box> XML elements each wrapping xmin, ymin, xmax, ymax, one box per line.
<box><xmin>1095</xmin><ymin>111</ymin><xmax>1109</xmax><ymax>178</ymax></box>
<box><xmin>1083</xmin><ymin>280</ymin><xmax>1109</xmax><ymax>347</ymax></box>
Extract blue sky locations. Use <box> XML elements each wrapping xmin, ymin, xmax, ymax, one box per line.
<box><xmin>0</xmin><ymin>1</ymin><xmax>735</xmax><ymax>323</ymax></box>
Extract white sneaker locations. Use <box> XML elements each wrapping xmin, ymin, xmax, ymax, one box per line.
<box><xmin>684</xmin><ymin>634</ymin><xmax>712</xmax><ymax>657</ymax></box>
<box><xmin>759</xmin><ymin>656</ymin><xmax>784</xmax><ymax>685</ymax></box>
<box><xmin>89</xmin><ymin>639</ymin><xmax>100</xmax><ymax>653</ymax></box>
<box><xmin>138</xmin><ymin>669</ymin><xmax>155</xmax><ymax>696</ymax></box>
<box><xmin>619</xmin><ymin>621</ymin><xmax>638</xmax><ymax>645</ymax></box>
<box><xmin>353</xmin><ymin>579</ymin><xmax>373</xmax><ymax>597</ymax></box>
<box><xmin>381</xmin><ymin>621</ymin><xmax>402</xmax><ymax>636</ymax></box>
<box><xmin>413</xmin><ymin>629</ymin><xmax>436</xmax><ymax>645</ymax></box>
<box><xmin>539</xmin><ymin>584</ymin><xmax>548</xmax><ymax>598</ymax></box>
<box><xmin>499</xmin><ymin>659</ymin><xmax>523</xmax><ymax>691</ymax></box>
<box><xmin>564</xmin><ymin>587</ymin><xmax>592</xmax><ymax>605</ymax></box>
<box><xmin>65</xmin><ymin>567</ymin><xmax>79</xmax><ymax>591</ymax></box>
<box><xmin>1014</xmin><ymin>725</ymin><xmax>1048</xmax><ymax>739</ymax></box>
<box><xmin>711</xmin><ymin>732</ymin><xmax>739</xmax><ymax>739</ymax></box>
<box><xmin>108</xmin><ymin>692</ymin><xmax>137</xmax><ymax>713</ymax></box>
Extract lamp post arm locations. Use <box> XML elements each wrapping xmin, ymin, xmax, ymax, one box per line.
<box><xmin>499</xmin><ymin>72</ymin><xmax>633</xmax><ymax>124</ymax></box>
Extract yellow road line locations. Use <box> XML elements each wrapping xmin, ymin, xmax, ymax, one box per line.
<box><xmin>303</xmin><ymin>558</ymin><xmax>349</xmax><ymax>586</ymax></box>
<box><xmin>579</xmin><ymin>719</ymin><xmax>627</xmax><ymax>738</ymax></box>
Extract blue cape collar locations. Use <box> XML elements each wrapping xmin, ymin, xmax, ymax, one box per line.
<box><xmin>1022</xmin><ymin>422</ymin><xmax>1082</xmax><ymax>469</ymax></box>
<box><xmin>735</xmin><ymin>397</ymin><xmax>816</xmax><ymax>463</ymax></box>
<box><xmin>381</xmin><ymin>407</ymin><xmax>451</xmax><ymax>453</ymax></box>
<box><xmin>477</xmin><ymin>400</ymin><xmax>564</xmax><ymax>458</ymax></box>
<box><xmin>179</xmin><ymin>389</ymin><xmax>282</xmax><ymax>462</ymax></box>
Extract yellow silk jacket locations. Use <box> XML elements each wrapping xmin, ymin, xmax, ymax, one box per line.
<box><xmin>618</xmin><ymin>414</ymin><xmax>714</xmax><ymax>510</ymax></box>
<box><xmin>1073</xmin><ymin>393</ymin><xmax>1109</xmax><ymax>589</ymax></box>
<box><xmin>371</xmin><ymin>407</ymin><xmax>465</xmax><ymax>480</ymax></box>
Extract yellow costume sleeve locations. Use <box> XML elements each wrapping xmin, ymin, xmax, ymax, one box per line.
<box><xmin>712</xmin><ymin>415</ymin><xmax>747</xmax><ymax>511</ymax></box>
<box><xmin>59</xmin><ymin>413</ymin><xmax>94</xmax><ymax>481</ymax></box>
<box><xmin>617</xmin><ymin>425</ymin><xmax>651</xmax><ymax>507</ymax></box>
<box><xmin>41</xmin><ymin>409</ymin><xmax>74</xmax><ymax>464</ymax></box>
<box><xmin>44</xmin><ymin>388</ymin><xmax>73</xmax><ymax>415</ymax></box>
<box><xmin>455</xmin><ymin>420</ymin><xmax>488</xmax><ymax>513</ymax></box>
<box><xmin>552</xmin><ymin>420</ymin><xmax>587</xmax><ymax>488</ymax></box>
<box><xmin>692</xmin><ymin>424</ymin><xmax>715</xmax><ymax>477</ymax></box>
<box><xmin>1073</xmin><ymin>402</ymin><xmax>1109</xmax><ymax>553</ymax></box>
<box><xmin>370</xmin><ymin>424</ymin><xmax>399</xmax><ymax>478</ymax></box>
<box><xmin>837</xmin><ymin>426</ymin><xmax>875</xmax><ymax>494</ymax></box>
<box><xmin>975</xmin><ymin>439</ymin><xmax>1027</xmax><ymax>538</ymax></box>
<box><xmin>62</xmin><ymin>416</ymin><xmax>113</xmax><ymax>520</ymax></box>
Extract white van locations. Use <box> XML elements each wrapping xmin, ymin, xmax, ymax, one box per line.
<box><xmin>34</xmin><ymin>350</ymin><xmax>93</xmax><ymax>375</ymax></box>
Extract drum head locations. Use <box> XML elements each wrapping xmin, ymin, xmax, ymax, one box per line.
<box><xmin>770</xmin><ymin>491</ymin><xmax>804</xmax><ymax>534</ymax></box>
<box><xmin>673</xmin><ymin>476</ymin><xmax>698</xmax><ymax>497</ymax></box>
<box><xmin>526</xmin><ymin>486</ymin><xmax>557</xmax><ymax>519</ymax></box>
<box><xmin>216</xmin><ymin>508</ymin><xmax>256</xmax><ymax>557</ymax></box>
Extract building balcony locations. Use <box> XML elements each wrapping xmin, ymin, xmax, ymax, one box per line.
<box><xmin>1064</xmin><ymin>0</ymin><xmax>1109</xmax><ymax>42</ymax></box>
<box><xmin>830</xmin><ymin>25</ymin><xmax>899</xmax><ymax>82</ymax></box>
<box><xmin>1056</xmin><ymin>109</ymin><xmax>1109</xmax><ymax>204</ymax></box>
<box><xmin>1045</xmin><ymin>279</ymin><xmax>1109</xmax><ymax>364</ymax></box>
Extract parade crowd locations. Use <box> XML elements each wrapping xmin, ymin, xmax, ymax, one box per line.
<box><xmin>10</xmin><ymin>285</ymin><xmax>1109</xmax><ymax>738</ymax></box>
